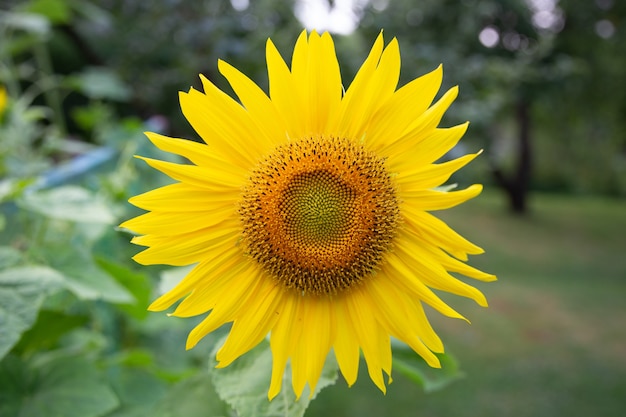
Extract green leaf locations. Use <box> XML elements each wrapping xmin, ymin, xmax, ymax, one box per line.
<box><xmin>21</xmin><ymin>0</ymin><xmax>71</xmax><ymax>24</ymax></box>
<box><xmin>0</xmin><ymin>246</ymin><xmax>22</xmax><ymax>269</ymax></box>
<box><xmin>103</xmin><ymin>365</ymin><xmax>167</xmax><ymax>417</ymax></box>
<box><xmin>157</xmin><ymin>265</ymin><xmax>195</xmax><ymax>296</ymax></box>
<box><xmin>17</xmin><ymin>186</ymin><xmax>115</xmax><ymax>224</ymax></box>
<box><xmin>72</xmin><ymin>68</ymin><xmax>131</xmax><ymax>102</ymax></box>
<box><xmin>71</xmin><ymin>0</ymin><xmax>111</xmax><ymax>28</ymax></box>
<box><xmin>391</xmin><ymin>341</ymin><xmax>463</xmax><ymax>393</ymax></box>
<box><xmin>0</xmin><ymin>177</ymin><xmax>35</xmax><ymax>203</ymax></box>
<box><xmin>209</xmin><ymin>336</ymin><xmax>338</xmax><ymax>417</ymax></box>
<box><xmin>149</xmin><ymin>373</ymin><xmax>230</xmax><ymax>417</ymax></box>
<box><xmin>55</xmin><ymin>259</ymin><xmax>135</xmax><ymax>304</ymax></box>
<box><xmin>96</xmin><ymin>258</ymin><xmax>152</xmax><ymax>319</ymax></box>
<box><xmin>72</xmin><ymin>102</ymin><xmax>115</xmax><ymax>131</ymax></box>
<box><xmin>0</xmin><ymin>11</ymin><xmax>51</xmax><ymax>35</ymax></box>
<box><xmin>38</xmin><ymin>245</ymin><xmax>134</xmax><ymax>304</ymax></box>
<box><xmin>0</xmin><ymin>266</ymin><xmax>65</xmax><ymax>360</ymax></box>
<box><xmin>0</xmin><ymin>354</ymin><xmax>119</xmax><ymax>417</ymax></box>
<box><xmin>13</xmin><ymin>310</ymin><xmax>89</xmax><ymax>353</ymax></box>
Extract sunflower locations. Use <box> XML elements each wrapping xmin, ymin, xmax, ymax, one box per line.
<box><xmin>0</xmin><ymin>86</ymin><xmax>7</xmax><ymax>119</ymax></box>
<box><xmin>121</xmin><ymin>30</ymin><xmax>495</xmax><ymax>400</ymax></box>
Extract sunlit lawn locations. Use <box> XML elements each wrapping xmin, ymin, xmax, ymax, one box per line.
<box><xmin>308</xmin><ymin>190</ymin><xmax>626</xmax><ymax>417</ymax></box>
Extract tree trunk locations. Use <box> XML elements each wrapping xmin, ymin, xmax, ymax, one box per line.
<box><xmin>491</xmin><ymin>99</ymin><xmax>532</xmax><ymax>214</ymax></box>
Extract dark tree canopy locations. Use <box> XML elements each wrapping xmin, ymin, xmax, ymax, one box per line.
<box><xmin>3</xmin><ymin>0</ymin><xmax>624</xmax><ymax>210</ymax></box>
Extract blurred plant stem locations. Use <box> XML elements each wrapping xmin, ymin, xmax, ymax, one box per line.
<box><xmin>32</xmin><ymin>41</ymin><xmax>67</xmax><ymax>137</ymax></box>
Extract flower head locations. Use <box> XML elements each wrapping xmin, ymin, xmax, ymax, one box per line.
<box><xmin>122</xmin><ymin>30</ymin><xmax>495</xmax><ymax>400</ymax></box>
<box><xmin>0</xmin><ymin>86</ymin><xmax>7</xmax><ymax>119</ymax></box>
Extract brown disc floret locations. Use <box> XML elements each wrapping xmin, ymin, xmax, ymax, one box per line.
<box><xmin>239</xmin><ymin>136</ymin><xmax>400</xmax><ymax>295</ymax></box>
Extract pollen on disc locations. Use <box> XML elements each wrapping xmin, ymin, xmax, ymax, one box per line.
<box><xmin>239</xmin><ymin>136</ymin><xmax>399</xmax><ymax>295</ymax></box>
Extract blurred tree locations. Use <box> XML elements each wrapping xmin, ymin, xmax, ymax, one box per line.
<box><xmin>353</xmin><ymin>0</ymin><xmax>547</xmax><ymax>213</ymax></box>
<box><xmin>1</xmin><ymin>0</ymin><xmax>305</xmax><ymax>135</ymax></box>
<box><xmin>356</xmin><ymin>0</ymin><xmax>625</xmax><ymax>212</ymax></box>
<box><xmin>78</xmin><ymin>0</ymin><xmax>304</xmax><ymax>132</ymax></box>
<box><xmin>540</xmin><ymin>0</ymin><xmax>626</xmax><ymax>197</ymax></box>
<box><xmin>3</xmin><ymin>0</ymin><xmax>624</xmax><ymax>207</ymax></box>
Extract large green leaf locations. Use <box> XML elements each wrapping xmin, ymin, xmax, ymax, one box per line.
<box><xmin>17</xmin><ymin>186</ymin><xmax>115</xmax><ymax>224</ymax></box>
<box><xmin>149</xmin><ymin>373</ymin><xmax>230</xmax><ymax>417</ymax></box>
<box><xmin>209</xmin><ymin>337</ymin><xmax>338</xmax><ymax>417</ymax></box>
<box><xmin>12</xmin><ymin>310</ymin><xmax>89</xmax><ymax>353</ymax></box>
<box><xmin>0</xmin><ymin>266</ymin><xmax>65</xmax><ymax>360</ymax></box>
<box><xmin>21</xmin><ymin>0</ymin><xmax>71</xmax><ymax>24</ymax></box>
<box><xmin>56</xmin><ymin>260</ymin><xmax>135</xmax><ymax>303</ymax></box>
<box><xmin>96</xmin><ymin>258</ymin><xmax>152</xmax><ymax>319</ymax></box>
<box><xmin>391</xmin><ymin>341</ymin><xmax>463</xmax><ymax>393</ymax></box>
<box><xmin>0</xmin><ymin>354</ymin><xmax>119</xmax><ymax>417</ymax></box>
<box><xmin>103</xmin><ymin>364</ymin><xmax>168</xmax><ymax>417</ymax></box>
<box><xmin>39</xmin><ymin>245</ymin><xmax>134</xmax><ymax>304</ymax></box>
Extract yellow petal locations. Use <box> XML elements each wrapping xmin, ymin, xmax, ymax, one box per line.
<box><xmin>381</xmin><ymin>86</ymin><xmax>460</xmax><ymax>166</ymax></box>
<box><xmin>145</xmin><ymin>132</ymin><xmax>247</xmax><ymax>180</ymax></box>
<box><xmin>268</xmin><ymin>295</ymin><xmax>299</xmax><ymax>400</ymax></box>
<box><xmin>402</xmin><ymin>184</ymin><xmax>483</xmax><ymax>211</ymax></box>
<box><xmin>186</xmin><ymin>266</ymin><xmax>260</xmax><ymax>349</ymax></box>
<box><xmin>386</xmin><ymin>123</ymin><xmax>469</xmax><ymax>170</ymax></box>
<box><xmin>290</xmin><ymin>30</ymin><xmax>309</xmax><ymax>80</ymax></box>
<box><xmin>402</xmin><ymin>209</ymin><xmax>484</xmax><ymax>259</ymax></box>
<box><xmin>126</xmin><ymin>182</ymin><xmax>239</xmax><ymax>212</ymax></box>
<box><xmin>172</xmin><ymin>257</ymin><xmax>252</xmax><ymax>317</ymax></box>
<box><xmin>131</xmin><ymin>222</ymin><xmax>239</xmax><ymax>266</ymax></box>
<box><xmin>292</xmin><ymin>296</ymin><xmax>334</xmax><ymax>397</ymax></box>
<box><xmin>135</xmin><ymin>156</ymin><xmax>242</xmax><ymax>189</ymax></box>
<box><xmin>179</xmin><ymin>84</ymin><xmax>261</xmax><ymax>168</ymax></box>
<box><xmin>367</xmin><ymin>64</ymin><xmax>443</xmax><ymax>152</ymax></box>
<box><xmin>367</xmin><ymin>277</ymin><xmax>441</xmax><ymax>366</ymax></box>
<box><xmin>394</xmin><ymin>234</ymin><xmax>489</xmax><ymax>307</ymax></box>
<box><xmin>403</xmin><ymin>86</ymin><xmax>459</xmax><ymax>137</ymax></box>
<box><xmin>289</xmin><ymin>297</ymin><xmax>310</xmax><ymax>398</ymax></box>
<box><xmin>439</xmin><ymin>253</ymin><xmax>497</xmax><ymax>282</ymax></box>
<box><xmin>290</xmin><ymin>31</ymin><xmax>344</xmax><ymax>135</ymax></box>
<box><xmin>344</xmin><ymin>288</ymin><xmax>389</xmax><ymax>393</ymax></box>
<box><xmin>148</xmin><ymin>245</ymin><xmax>241</xmax><ymax>312</ymax></box>
<box><xmin>384</xmin><ymin>253</ymin><xmax>467</xmax><ymax>321</ymax></box>
<box><xmin>266</xmin><ymin>38</ymin><xmax>304</xmax><ymax>138</ymax></box>
<box><xmin>332</xmin><ymin>299</ymin><xmax>360</xmax><ymax>386</ymax></box>
<box><xmin>289</xmin><ymin>30</ymin><xmax>310</xmax><ymax>133</ymax></box>
<box><xmin>397</xmin><ymin>152</ymin><xmax>481</xmax><ymax>191</ymax></box>
<box><xmin>121</xmin><ymin>204</ymin><xmax>234</xmax><ymax>235</ymax></box>
<box><xmin>404</xmin><ymin>301</ymin><xmax>445</xmax><ymax>354</ymax></box>
<box><xmin>310</xmin><ymin>32</ymin><xmax>342</xmax><ymax>133</ymax></box>
<box><xmin>218</xmin><ymin>59</ymin><xmax>286</xmax><ymax>147</ymax></box>
<box><xmin>335</xmin><ymin>32</ymin><xmax>387</xmax><ymax>139</ymax></box>
<box><xmin>216</xmin><ymin>278</ymin><xmax>283</xmax><ymax>367</ymax></box>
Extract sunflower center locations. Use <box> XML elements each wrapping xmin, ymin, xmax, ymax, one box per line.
<box><xmin>239</xmin><ymin>136</ymin><xmax>399</xmax><ymax>295</ymax></box>
<box><xmin>282</xmin><ymin>170</ymin><xmax>355</xmax><ymax>247</ymax></box>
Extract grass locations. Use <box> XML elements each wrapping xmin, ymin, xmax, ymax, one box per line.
<box><xmin>308</xmin><ymin>190</ymin><xmax>626</xmax><ymax>417</ymax></box>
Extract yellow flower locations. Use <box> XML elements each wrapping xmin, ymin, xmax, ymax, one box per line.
<box><xmin>0</xmin><ymin>86</ymin><xmax>7</xmax><ymax>118</ymax></box>
<box><xmin>122</xmin><ymin>30</ymin><xmax>495</xmax><ymax>400</ymax></box>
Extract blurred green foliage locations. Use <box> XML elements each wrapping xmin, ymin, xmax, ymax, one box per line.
<box><xmin>0</xmin><ymin>0</ymin><xmax>624</xmax><ymax>416</ymax></box>
<box><xmin>354</xmin><ymin>0</ymin><xmax>626</xmax><ymax>203</ymax></box>
<box><xmin>3</xmin><ymin>0</ymin><xmax>624</xmax><ymax>195</ymax></box>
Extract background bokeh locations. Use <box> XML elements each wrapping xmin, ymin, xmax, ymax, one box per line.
<box><xmin>1</xmin><ymin>1</ymin><xmax>624</xmax><ymax>416</ymax></box>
